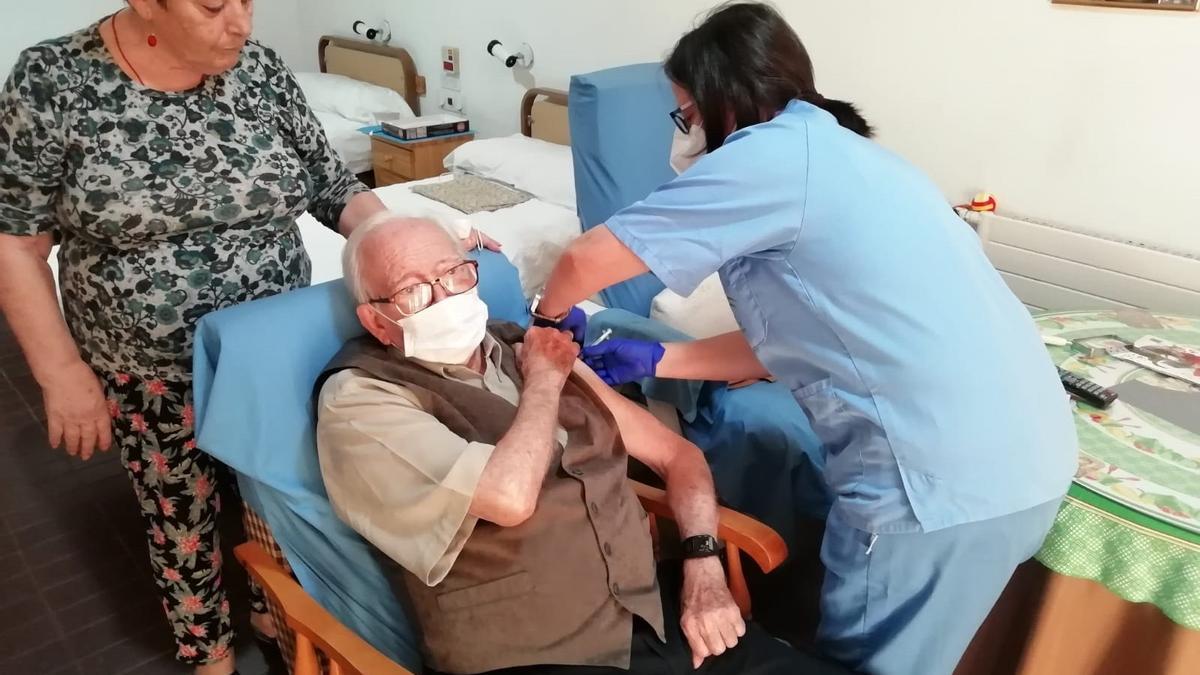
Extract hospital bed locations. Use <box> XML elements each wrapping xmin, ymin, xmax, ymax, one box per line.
<box><xmin>296</xmin><ymin>88</ymin><xmax>586</xmax><ymax>303</ymax></box>
<box><xmin>196</xmin><ymin>68</ymin><xmax>832</xmax><ymax>672</ymax></box>
<box><xmin>299</xmin><ymin>36</ymin><xmax>424</xmax><ymax>177</ymax></box>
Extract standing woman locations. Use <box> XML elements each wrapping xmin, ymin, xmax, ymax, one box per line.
<box><xmin>0</xmin><ymin>2</ymin><xmax>489</xmax><ymax>673</ymax></box>
<box><xmin>533</xmin><ymin>3</ymin><xmax>1077</xmax><ymax>674</ymax></box>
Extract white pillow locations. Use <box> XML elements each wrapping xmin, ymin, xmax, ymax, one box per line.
<box><xmin>650</xmin><ymin>275</ymin><xmax>739</xmax><ymax>339</ymax></box>
<box><xmin>444</xmin><ymin>134</ymin><xmax>576</xmax><ymax>211</ymax></box>
<box><xmin>294</xmin><ymin>72</ymin><xmax>414</xmax><ymax>125</ymax></box>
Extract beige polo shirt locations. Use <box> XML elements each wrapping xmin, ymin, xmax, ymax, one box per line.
<box><xmin>316</xmin><ymin>335</ymin><xmax>568</xmax><ymax>586</ymax></box>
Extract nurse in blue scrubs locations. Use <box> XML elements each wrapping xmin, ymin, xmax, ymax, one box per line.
<box><xmin>533</xmin><ymin>4</ymin><xmax>1078</xmax><ymax>674</ymax></box>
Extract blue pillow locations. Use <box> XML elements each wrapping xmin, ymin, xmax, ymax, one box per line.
<box><xmin>569</xmin><ymin>63</ymin><xmax>677</xmax><ymax>316</ymax></box>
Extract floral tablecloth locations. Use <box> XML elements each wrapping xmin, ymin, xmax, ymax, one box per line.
<box><xmin>1034</xmin><ymin>310</ymin><xmax>1200</xmax><ymax>630</ymax></box>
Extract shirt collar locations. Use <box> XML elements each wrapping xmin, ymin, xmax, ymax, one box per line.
<box><xmin>410</xmin><ymin>333</ymin><xmax>502</xmax><ymax>381</ymax></box>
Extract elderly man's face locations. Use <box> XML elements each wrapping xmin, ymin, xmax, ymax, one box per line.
<box><xmin>355</xmin><ymin>219</ymin><xmax>472</xmax><ymax>350</ymax></box>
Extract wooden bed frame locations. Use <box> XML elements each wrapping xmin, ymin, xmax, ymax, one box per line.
<box><xmin>521</xmin><ymin>87</ymin><xmax>571</xmax><ymax>145</ymax></box>
<box><xmin>318</xmin><ymin>36</ymin><xmax>426</xmax><ymax>116</ymax></box>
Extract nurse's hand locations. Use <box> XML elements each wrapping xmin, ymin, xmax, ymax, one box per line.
<box><xmin>533</xmin><ymin>306</ymin><xmax>588</xmax><ymax>345</ymax></box>
<box><xmin>580</xmin><ymin>338</ymin><xmax>665</xmax><ymax>385</ymax></box>
<box><xmin>680</xmin><ymin>557</ymin><xmax>745</xmax><ymax>668</ymax></box>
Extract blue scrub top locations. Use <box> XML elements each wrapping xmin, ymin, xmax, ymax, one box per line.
<box><xmin>607</xmin><ymin>100</ymin><xmax>1077</xmax><ymax>534</ymax></box>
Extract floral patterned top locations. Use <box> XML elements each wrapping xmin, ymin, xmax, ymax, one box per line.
<box><xmin>0</xmin><ymin>22</ymin><xmax>366</xmax><ymax>381</ymax></box>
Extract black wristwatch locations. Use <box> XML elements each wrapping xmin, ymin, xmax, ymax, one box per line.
<box><xmin>681</xmin><ymin>535</ymin><xmax>720</xmax><ymax>560</ymax></box>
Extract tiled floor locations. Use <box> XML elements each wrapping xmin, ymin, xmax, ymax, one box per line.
<box><xmin>0</xmin><ymin>317</ymin><xmax>273</xmax><ymax>675</ymax></box>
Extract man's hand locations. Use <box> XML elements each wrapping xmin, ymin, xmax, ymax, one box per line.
<box><xmin>519</xmin><ymin>327</ymin><xmax>580</xmax><ymax>389</ymax></box>
<box><xmin>680</xmin><ymin>557</ymin><xmax>745</xmax><ymax>669</ymax></box>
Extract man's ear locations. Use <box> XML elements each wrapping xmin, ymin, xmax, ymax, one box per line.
<box><xmin>356</xmin><ymin>304</ymin><xmax>394</xmax><ymax>347</ymax></box>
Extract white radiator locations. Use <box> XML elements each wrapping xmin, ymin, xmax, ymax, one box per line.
<box><xmin>963</xmin><ymin>212</ymin><xmax>1200</xmax><ymax>315</ymax></box>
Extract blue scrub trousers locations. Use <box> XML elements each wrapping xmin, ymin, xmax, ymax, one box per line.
<box><xmin>816</xmin><ymin>498</ymin><xmax>1063</xmax><ymax>675</ymax></box>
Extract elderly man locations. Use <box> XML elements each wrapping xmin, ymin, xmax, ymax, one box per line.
<box><xmin>314</xmin><ymin>215</ymin><xmax>848</xmax><ymax>675</ymax></box>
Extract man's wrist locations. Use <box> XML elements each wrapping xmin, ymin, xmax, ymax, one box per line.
<box><xmin>683</xmin><ymin>556</ymin><xmax>724</xmax><ymax>578</ymax></box>
<box><xmin>524</xmin><ymin>373</ymin><xmax>568</xmax><ymax>395</ymax></box>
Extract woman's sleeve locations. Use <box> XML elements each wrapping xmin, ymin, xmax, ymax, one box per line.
<box><xmin>274</xmin><ymin>56</ymin><xmax>369</xmax><ymax>232</ymax></box>
<box><xmin>604</xmin><ymin>128</ymin><xmax>809</xmax><ymax>297</ymax></box>
<box><xmin>0</xmin><ymin>48</ymin><xmax>67</xmax><ymax>237</ymax></box>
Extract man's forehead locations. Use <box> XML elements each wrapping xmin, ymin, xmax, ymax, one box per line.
<box><xmin>364</xmin><ymin>220</ymin><xmax>460</xmax><ymax>288</ymax></box>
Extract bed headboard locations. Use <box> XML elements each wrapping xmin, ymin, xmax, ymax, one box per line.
<box><xmin>521</xmin><ymin>88</ymin><xmax>570</xmax><ymax>146</ymax></box>
<box><xmin>318</xmin><ymin>36</ymin><xmax>425</xmax><ymax>115</ymax></box>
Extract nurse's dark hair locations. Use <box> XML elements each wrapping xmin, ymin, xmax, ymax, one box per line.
<box><xmin>665</xmin><ymin>1</ymin><xmax>873</xmax><ymax>149</ymax></box>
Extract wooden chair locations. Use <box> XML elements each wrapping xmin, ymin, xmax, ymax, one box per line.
<box><xmin>235</xmin><ymin>482</ymin><xmax>788</xmax><ymax>675</ymax></box>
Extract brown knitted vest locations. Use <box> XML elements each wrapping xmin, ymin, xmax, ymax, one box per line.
<box><xmin>315</xmin><ymin>324</ymin><xmax>664</xmax><ymax>674</ymax></box>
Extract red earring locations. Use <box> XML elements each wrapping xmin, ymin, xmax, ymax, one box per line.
<box><xmin>147</xmin><ymin>34</ymin><xmax>158</xmax><ymax>48</ymax></box>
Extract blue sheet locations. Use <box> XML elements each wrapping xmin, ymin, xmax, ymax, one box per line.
<box><xmin>191</xmin><ymin>250</ymin><xmax>528</xmax><ymax>671</ymax></box>
<box><xmin>569</xmin><ymin>63</ymin><xmax>676</xmax><ymax>316</ymax></box>
<box><xmin>587</xmin><ymin>309</ymin><xmax>832</xmax><ymax>548</ymax></box>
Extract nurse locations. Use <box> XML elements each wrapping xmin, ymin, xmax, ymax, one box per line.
<box><xmin>532</xmin><ymin>4</ymin><xmax>1078</xmax><ymax>675</ymax></box>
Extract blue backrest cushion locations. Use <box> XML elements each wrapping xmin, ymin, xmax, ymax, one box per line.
<box><xmin>569</xmin><ymin>63</ymin><xmax>677</xmax><ymax>316</ymax></box>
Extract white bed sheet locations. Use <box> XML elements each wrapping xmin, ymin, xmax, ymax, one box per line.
<box><xmin>300</xmin><ymin>176</ymin><xmax>584</xmax><ymax>297</ymax></box>
<box><xmin>315</xmin><ymin>111</ymin><xmax>372</xmax><ymax>175</ymax></box>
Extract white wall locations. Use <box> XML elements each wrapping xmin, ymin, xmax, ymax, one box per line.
<box><xmin>1</xmin><ymin>1</ymin><xmax>307</xmax><ymax>78</ymax></box>
<box><xmin>294</xmin><ymin>0</ymin><xmax>1200</xmax><ymax>254</ymax></box>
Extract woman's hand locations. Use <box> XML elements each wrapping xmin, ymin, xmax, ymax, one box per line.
<box><xmin>465</xmin><ymin>229</ymin><xmax>502</xmax><ymax>252</ymax></box>
<box><xmin>533</xmin><ymin>306</ymin><xmax>588</xmax><ymax>345</ymax></box>
<box><xmin>40</xmin><ymin>361</ymin><xmax>112</xmax><ymax>461</ymax></box>
<box><xmin>581</xmin><ymin>338</ymin><xmax>665</xmax><ymax>385</ymax></box>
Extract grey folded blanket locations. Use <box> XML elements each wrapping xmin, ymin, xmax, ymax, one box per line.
<box><xmin>410</xmin><ymin>174</ymin><xmax>533</xmax><ymax>214</ymax></box>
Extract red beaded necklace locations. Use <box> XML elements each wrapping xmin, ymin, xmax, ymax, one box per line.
<box><xmin>111</xmin><ymin>13</ymin><xmax>145</xmax><ymax>85</ymax></box>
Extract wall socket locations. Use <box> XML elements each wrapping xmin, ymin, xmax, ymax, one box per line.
<box><xmin>440</xmin><ymin>91</ymin><xmax>465</xmax><ymax>113</ymax></box>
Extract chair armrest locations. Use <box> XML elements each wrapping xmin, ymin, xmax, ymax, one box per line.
<box><xmin>234</xmin><ymin>543</ymin><xmax>415</xmax><ymax>675</ymax></box>
<box><xmin>630</xmin><ymin>481</ymin><xmax>788</xmax><ymax>574</ymax></box>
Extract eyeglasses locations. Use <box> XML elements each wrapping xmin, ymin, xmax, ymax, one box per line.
<box><xmin>669</xmin><ymin>101</ymin><xmax>695</xmax><ymax>134</ymax></box>
<box><xmin>369</xmin><ymin>260</ymin><xmax>480</xmax><ymax>316</ymax></box>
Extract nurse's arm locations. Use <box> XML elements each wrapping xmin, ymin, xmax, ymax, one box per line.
<box><xmin>539</xmin><ymin>225</ymin><xmax>648</xmax><ymax>318</ymax></box>
<box><xmin>658</xmin><ymin>332</ymin><xmax>772</xmax><ymax>382</ymax></box>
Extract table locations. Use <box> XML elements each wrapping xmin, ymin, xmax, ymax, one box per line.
<box><xmin>957</xmin><ymin>309</ymin><xmax>1200</xmax><ymax>675</ymax></box>
<box><xmin>371</xmin><ymin>132</ymin><xmax>475</xmax><ymax>187</ymax></box>
<box><xmin>1037</xmin><ymin>309</ymin><xmax>1199</xmax><ymax>626</ymax></box>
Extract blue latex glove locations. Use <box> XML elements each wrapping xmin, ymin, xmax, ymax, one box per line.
<box><xmin>533</xmin><ymin>306</ymin><xmax>588</xmax><ymax>344</ymax></box>
<box><xmin>581</xmin><ymin>338</ymin><xmax>666</xmax><ymax>386</ymax></box>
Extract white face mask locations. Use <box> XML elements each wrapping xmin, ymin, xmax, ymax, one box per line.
<box><xmin>375</xmin><ymin>289</ymin><xmax>489</xmax><ymax>364</ymax></box>
<box><xmin>669</xmin><ymin>124</ymin><xmax>707</xmax><ymax>175</ymax></box>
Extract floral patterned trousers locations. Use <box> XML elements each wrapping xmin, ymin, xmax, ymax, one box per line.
<box><xmin>102</xmin><ymin>372</ymin><xmax>267</xmax><ymax>665</ymax></box>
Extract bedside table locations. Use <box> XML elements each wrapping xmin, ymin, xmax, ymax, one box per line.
<box><xmin>371</xmin><ymin>133</ymin><xmax>475</xmax><ymax>187</ymax></box>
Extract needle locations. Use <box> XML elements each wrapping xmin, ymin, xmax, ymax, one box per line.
<box><xmin>589</xmin><ymin>329</ymin><xmax>613</xmax><ymax>347</ymax></box>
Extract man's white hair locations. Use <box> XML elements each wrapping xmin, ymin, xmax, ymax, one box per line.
<box><xmin>342</xmin><ymin>210</ymin><xmax>470</xmax><ymax>303</ymax></box>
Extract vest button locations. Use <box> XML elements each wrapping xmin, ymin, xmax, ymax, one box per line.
<box><xmin>603</xmin><ymin>542</ymin><xmax>613</xmax><ymax>556</ymax></box>
<box><xmin>611</xmin><ymin>582</ymin><xmax>620</xmax><ymax>595</ymax></box>
<box><xmin>590</xmin><ymin>502</ymin><xmax>599</xmax><ymax>515</ymax></box>
<box><xmin>570</xmin><ymin>468</ymin><xmax>584</xmax><ymax>477</ymax></box>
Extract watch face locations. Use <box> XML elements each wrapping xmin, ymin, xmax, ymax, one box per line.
<box><xmin>684</xmin><ymin>535</ymin><xmax>718</xmax><ymax>557</ymax></box>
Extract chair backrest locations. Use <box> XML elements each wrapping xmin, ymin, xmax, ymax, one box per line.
<box><xmin>235</xmin><ymin>543</ymin><xmax>415</xmax><ymax>675</ymax></box>
<box><xmin>569</xmin><ymin>63</ymin><xmax>677</xmax><ymax>316</ymax></box>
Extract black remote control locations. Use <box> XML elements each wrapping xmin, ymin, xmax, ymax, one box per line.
<box><xmin>1058</xmin><ymin>368</ymin><xmax>1118</xmax><ymax>409</ymax></box>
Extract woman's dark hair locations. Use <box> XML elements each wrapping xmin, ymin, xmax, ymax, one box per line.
<box><xmin>665</xmin><ymin>2</ymin><xmax>873</xmax><ymax>150</ymax></box>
